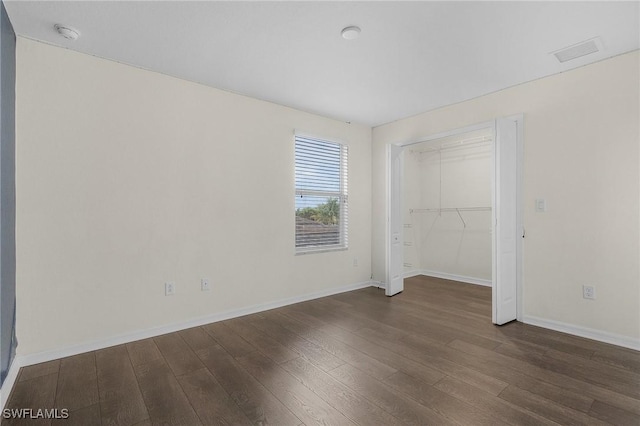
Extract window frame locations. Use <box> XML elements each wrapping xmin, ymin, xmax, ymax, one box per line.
<box><xmin>294</xmin><ymin>132</ymin><xmax>348</xmax><ymax>255</ymax></box>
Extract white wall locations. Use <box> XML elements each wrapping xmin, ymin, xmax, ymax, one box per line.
<box><xmin>15</xmin><ymin>38</ymin><xmax>372</xmax><ymax>356</ymax></box>
<box><xmin>373</xmin><ymin>51</ymin><xmax>640</xmax><ymax>341</ymax></box>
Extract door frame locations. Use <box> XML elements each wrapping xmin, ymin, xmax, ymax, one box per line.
<box><xmin>385</xmin><ymin>115</ymin><xmax>524</xmax><ymax>322</ymax></box>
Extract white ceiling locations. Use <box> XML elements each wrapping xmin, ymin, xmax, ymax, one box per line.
<box><xmin>4</xmin><ymin>1</ymin><xmax>639</xmax><ymax>127</ymax></box>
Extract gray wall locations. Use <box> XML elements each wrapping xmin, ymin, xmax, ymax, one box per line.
<box><xmin>0</xmin><ymin>1</ymin><xmax>16</xmax><ymax>387</ymax></box>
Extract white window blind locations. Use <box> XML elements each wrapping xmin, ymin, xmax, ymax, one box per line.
<box><xmin>295</xmin><ymin>135</ymin><xmax>348</xmax><ymax>253</ymax></box>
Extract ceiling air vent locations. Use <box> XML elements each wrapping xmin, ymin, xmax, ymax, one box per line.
<box><xmin>551</xmin><ymin>38</ymin><xmax>602</xmax><ymax>63</ymax></box>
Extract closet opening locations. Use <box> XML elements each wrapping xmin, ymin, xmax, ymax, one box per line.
<box><xmin>386</xmin><ymin>117</ymin><xmax>523</xmax><ymax>325</ymax></box>
<box><xmin>404</xmin><ymin>128</ymin><xmax>493</xmax><ymax>287</ymax></box>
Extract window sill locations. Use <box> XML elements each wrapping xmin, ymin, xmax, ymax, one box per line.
<box><xmin>295</xmin><ymin>246</ymin><xmax>348</xmax><ymax>256</ymax></box>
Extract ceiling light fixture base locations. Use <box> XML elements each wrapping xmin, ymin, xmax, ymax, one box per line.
<box><xmin>341</xmin><ymin>26</ymin><xmax>361</xmax><ymax>40</ymax></box>
<box><xmin>54</xmin><ymin>24</ymin><xmax>80</xmax><ymax>41</ymax></box>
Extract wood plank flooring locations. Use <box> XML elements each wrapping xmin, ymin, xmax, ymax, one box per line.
<box><xmin>4</xmin><ymin>276</ymin><xmax>640</xmax><ymax>425</ymax></box>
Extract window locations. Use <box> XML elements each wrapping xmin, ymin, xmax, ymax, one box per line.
<box><xmin>295</xmin><ymin>134</ymin><xmax>348</xmax><ymax>253</ymax></box>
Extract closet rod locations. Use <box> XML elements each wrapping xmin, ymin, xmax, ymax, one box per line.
<box><xmin>409</xmin><ymin>207</ymin><xmax>491</xmax><ymax>213</ymax></box>
<box><xmin>409</xmin><ymin>206</ymin><xmax>491</xmax><ymax>228</ymax></box>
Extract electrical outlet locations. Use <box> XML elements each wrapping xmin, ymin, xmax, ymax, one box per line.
<box><xmin>353</xmin><ymin>257</ymin><xmax>358</xmax><ymax>267</ymax></box>
<box><xmin>582</xmin><ymin>285</ymin><xmax>595</xmax><ymax>300</ymax></box>
<box><xmin>201</xmin><ymin>278</ymin><xmax>211</xmax><ymax>291</ymax></box>
<box><xmin>165</xmin><ymin>282</ymin><xmax>175</xmax><ymax>296</ymax></box>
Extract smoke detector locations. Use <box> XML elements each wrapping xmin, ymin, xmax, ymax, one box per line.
<box><xmin>54</xmin><ymin>24</ymin><xmax>80</xmax><ymax>41</ymax></box>
<box><xmin>551</xmin><ymin>37</ymin><xmax>603</xmax><ymax>63</ymax></box>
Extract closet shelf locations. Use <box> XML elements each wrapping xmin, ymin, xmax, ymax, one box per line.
<box><xmin>410</xmin><ymin>207</ymin><xmax>491</xmax><ymax>213</ymax></box>
<box><xmin>409</xmin><ymin>207</ymin><xmax>491</xmax><ymax>228</ymax></box>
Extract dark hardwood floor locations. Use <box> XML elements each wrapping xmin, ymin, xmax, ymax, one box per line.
<box><xmin>4</xmin><ymin>276</ymin><xmax>640</xmax><ymax>425</ymax></box>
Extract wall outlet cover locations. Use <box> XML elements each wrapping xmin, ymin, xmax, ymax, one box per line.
<box><xmin>165</xmin><ymin>282</ymin><xmax>175</xmax><ymax>296</ymax></box>
<box><xmin>582</xmin><ymin>285</ymin><xmax>595</xmax><ymax>300</ymax></box>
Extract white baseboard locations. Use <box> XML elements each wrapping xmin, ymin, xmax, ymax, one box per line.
<box><xmin>416</xmin><ymin>269</ymin><xmax>492</xmax><ymax>287</ymax></box>
<box><xmin>403</xmin><ymin>270</ymin><xmax>421</xmax><ymax>279</ymax></box>
<box><xmin>1</xmin><ymin>359</ymin><xmax>22</xmax><ymax>411</ymax></box>
<box><xmin>523</xmin><ymin>315</ymin><xmax>640</xmax><ymax>351</ymax></box>
<box><xmin>370</xmin><ymin>281</ymin><xmax>386</xmax><ymax>289</ymax></box>
<box><xmin>14</xmin><ymin>280</ymin><xmax>374</xmax><ymax>370</ymax></box>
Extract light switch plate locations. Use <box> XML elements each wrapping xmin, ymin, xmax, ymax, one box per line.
<box><xmin>535</xmin><ymin>199</ymin><xmax>546</xmax><ymax>212</ymax></box>
<box><xmin>201</xmin><ymin>278</ymin><xmax>211</xmax><ymax>291</ymax></box>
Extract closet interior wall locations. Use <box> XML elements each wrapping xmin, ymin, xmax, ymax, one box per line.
<box><xmin>403</xmin><ymin>133</ymin><xmax>492</xmax><ymax>283</ymax></box>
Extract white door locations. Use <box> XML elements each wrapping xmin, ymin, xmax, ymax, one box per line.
<box><xmin>493</xmin><ymin>118</ymin><xmax>518</xmax><ymax>324</ymax></box>
<box><xmin>387</xmin><ymin>144</ymin><xmax>404</xmax><ymax>296</ymax></box>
